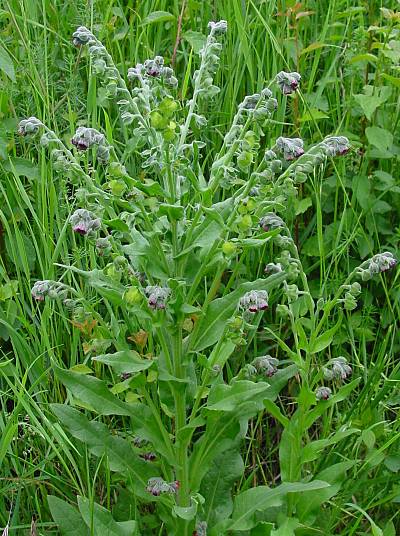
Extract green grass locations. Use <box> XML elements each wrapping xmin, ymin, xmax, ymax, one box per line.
<box><xmin>0</xmin><ymin>0</ymin><xmax>399</xmax><ymax>534</ymax></box>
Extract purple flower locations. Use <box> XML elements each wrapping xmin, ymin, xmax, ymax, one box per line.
<box><xmin>323</xmin><ymin>357</ymin><xmax>352</xmax><ymax>381</ymax></box>
<box><xmin>259</xmin><ymin>213</ymin><xmax>285</xmax><ymax>232</ymax></box>
<box><xmin>276</xmin><ymin>137</ymin><xmax>304</xmax><ymax>160</ymax></box>
<box><xmin>253</xmin><ymin>355</ymin><xmax>279</xmax><ymax>377</ymax></box>
<box><xmin>239</xmin><ymin>290</ymin><xmax>269</xmax><ymax>313</ymax></box>
<box><xmin>70</xmin><ymin>209</ymin><xmax>101</xmax><ymax>236</ymax></box>
<box><xmin>276</xmin><ymin>71</ymin><xmax>301</xmax><ymax>95</ymax></box>
<box><xmin>146</xmin><ymin>477</ymin><xmax>179</xmax><ymax>496</ymax></box>
<box><xmin>321</xmin><ymin>136</ymin><xmax>350</xmax><ymax>157</ymax></box>
<box><xmin>144</xmin><ymin>286</ymin><xmax>171</xmax><ymax>310</ymax></box>
<box><xmin>316</xmin><ymin>386</ymin><xmax>332</xmax><ymax>401</ymax></box>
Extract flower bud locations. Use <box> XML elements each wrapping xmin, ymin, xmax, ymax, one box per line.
<box><xmin>259</xmin><ymin>213</ymin><xmax>285</xmax><ymax>232</ymax></box>
<box><xmin>222</xmin><ymin>241</ymin><xmax>237</xmax><ymax>256</ymax></box>
<box><xmin>315</xmin><ymin>386</ymin><xmax>332</xmax><ymax>401</ymax></box>
<box><xmin>18</xmin><ymin>117</ymin><xmax>43</xmax><ymax>137</ymax></box>
<box><xmin>146</xmin><ymin>477</ymin><xmax>179</xmax><ymax>496</ymax></box>
<box><xmin>96</xmin><ymin>237</ymin><xmax>112</xmax><ymax>256</ymax></box>
<box><xmin>276</xmin><ymin>137</ymin><xmax>304</xmax><ymax>160</ymax></box>
<box><xmin>323</xmin><ymin>357</ymin><xmax>352</xmax><ymax>382</ymax></box>
<box><xmin>252</xmin><ymin>355</ymin><xmax>279</xmax><ymax>377</ymax></box>
<box><xmin>321</xmin><ymin>136</ymin><xmax>350</xmax><ymax>157</ymax></box>
<box><xmin>70</xmin><ymin>209</ymin><xmax>101</xmax><ymax>236</ymax></box>
<box><xmin>275</xmin><ymin>71</ymin><xmax>301</xmax><ymax>95</ymax></box>
<box><xmin>144</xmin><ymin>286</ymin><xmax>171</xmax><ymax>310</ymax></box>
<box><xmin>239</xmin><ymin>290</ymin><xmax>269</xmax><ymax>313</ymax></box>
<box><xmin>238</xmin><ymin>214</ymin><xmax>252</xmax><ymax>231</ymax></box>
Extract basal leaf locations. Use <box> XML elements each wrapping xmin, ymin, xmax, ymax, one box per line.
<box><xmin>78</xmin><ymin>497</ymin><xmax>137</xmax><ymax>536</ymax></box>
<box><xmin>92</xmin><ymin>350</ymin><xmax>154</xmax><ymax>374</ymax></box>
<box><xmin>47</xmin><ymin>496</ymin><xmax>89</xmax><ymax>536</ymax></box>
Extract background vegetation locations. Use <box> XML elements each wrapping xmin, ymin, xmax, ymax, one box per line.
<box><xmin>0</xmin><ymin>0</ymin><xmax>399</xmax><ymax>534</ymax></box>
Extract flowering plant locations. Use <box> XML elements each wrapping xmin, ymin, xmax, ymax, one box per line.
<box><xmin>21</xmin><ymin>21</ymin><xmax>396</xmax><ymax>535</ymax></box>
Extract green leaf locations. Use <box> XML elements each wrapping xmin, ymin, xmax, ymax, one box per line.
<box><xmin>380</xmin><ymin>73</ymin><xmax>400</xmax><ymax>88</ymax></box>
<box><xmin>365</xmin><ymin>126</ymin><xmax>393</xmax><ymax>153</ymax></box>
<box><xmin>78</xmin><ymin>496</ymin><xmax>137</xmax><ymax>536</ymax></box>
<box><xmin>225</xmin><ymin>481</ymin><xmax>330</xmax><ymax>530</ymax></box>
<box><xmin>384</xmin><ymin>455</ymin><xmax>400</xmax><ymax>473</ymax></box>
<box><xmin>158</xmin><ymin>203</ymin><xmax>185</xmax><ymax>220</ymax></box>
<box><xmin>54</xmin><ymin>366</ymin><xmax>131</xmax><ymax>416</ymax></box>
<box><xmin>206</xmin><ymin>381</ymin><xmax>271</xmax><ymax>412</ymax></box>
<box><xmin>47</xmin><ymin>496</ymin><xmax>90</xmax><ymax>536</ymax></box>
<box><xmin>51</xmin><ymin>404</ymin><xmax>155</xmax><ymax>493</ymax></box>
<box><xmin>193</xmin><ymin>274</ymin><xmax>286</xmax><ymax>351</ymax></box>
<box><xmin>354</xmin><ymin>86</ymin><xmax>391</xmax><ymax>121</ymax></box>
<box><xmin>295</xmin><ymin>197</ymin><xmax>312</xmax><ymax>215</ymax></box>
<box><xmin>299</xmin><ymin>108</ymin><xmax>329</xmax><ymax>122</ymax></box>
<box><xmin>183</xmin><ymin>30</ymin><xmax>207</xmax><ymax>53</ymax></box>
<box><xmin>70</xmin><ymin>364</ymin><xmax>94</xmax><ymax>374</ymax></box>
<box><xmin>0</xmin><ymin>45</ymin><xmax>15</xmax><ymax>81</ymax></box>
<box><xmin>141</xmin><ymin>11</ymin><xmax>175</xmax><ymax>25</ymax></box>
<box><xmin>103</xmin><ymin>218</ymin><xmax>130</xmax><ymax>232</ymax></box>
<box><xmin>173</xmin><ymin>501</ymin><xmax>198</xmax><ymax>521</ymax></box>
<box><xmin>2</xmin><ymin>157</ymin><xmax>39</xmax><ymax>179</ymax></box>
<box><xmin>201</xmin><ymin>449</ymin><xmax>244</xmax><ymax>527</ymax></box>
<box><xmin>92</xmin><ymin>350</ymin><xmax>154</xmax><ymax>374</ymax></box>
<box><xmin>271</xmin><ymin>518</ymin><xmax>301</xmax><ymax>535</ymax></box>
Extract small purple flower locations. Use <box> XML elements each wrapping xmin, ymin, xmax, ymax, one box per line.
<box><xmin>141</xmin><ymin>452</ymin><xmax>156</xmax><ymax>461</ymax></box>
<box><xmin>321</xmin><ymin>136</ymin><xmax>350</xmax><ymax>157</ymax></box>
<box><xmin>31</xmin><ymin>280</ymin><xmax>62</xmax><ymax>301</ymax></box>
<box><xmin>316</xmin><ymin>386</ymin><xmax>332</xmax><ymax>401</ymax></box>
<box><xmin>144</xmin><ymin>286</ymin><xmax>171</xmax><ymax>310</ymax></box>
<box><xmin>70</xmin><ymin>209</ymin><xmax>101</xmax><ymax>236</ymax></box>
<box><xmin>323</xmin><ymin>357</ymin><xmax>352</xmax><ymax>381</ymax></box>
<box><xmin>72</xmin><ymin>26</ymin><xmax>93</xmax><ymax>47</ymax></box>
<box><xmin>368</xmin><ymin>252</ymin><xmax>397</xmax><ymax>275</ymax></box>
<box><xmin>146</xmin><ymin>477</ymin><xmax>179</xmax><ymax>496</ymax></box>
<box><xmin>259</xmin><ymin>213</ymin><xmax>285</xmax><ymax>232</ymax></box>
<box><xmin>144</xmin><ymin>56</ymin><xmax>164</xmax><ymax>77</ymax></box>
<box><xmin>276</xmin><ymin>137</ymin><xmax>304</xmax><ymax>160</ymax></box>
<box><xmin>17</xmin><ymin>117</ymin><xmax>43</xmax><ymax>137</ymax></box>
<box><xmin>253</xmin><ymin>355</ymin><xmax>279</xmax><ymax>377</ymax></box>
<box><xmin>239</xmin><ymin>290</ymin><xmax>269</xmax><ymax>313</ymax></box>
<box><xmin>276</xmin><ymin>71</ymin><xmax>301</xmax><ymax>95</ymax></box>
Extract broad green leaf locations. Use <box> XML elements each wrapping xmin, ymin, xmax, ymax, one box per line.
<box><xmin>2</xmin><ymin>157</ymin><xmax>39</xmax><ymax>179</ymax></box>
<box><xmin>206</xmin><ymin>381</ymin><xmax>271</xmax><ymax>412</ymax></box>
<box><xmin>92</xmin><ymin>350</ymin><xmax>154</xmax><ymax>374</ymax></box>
<box><xmin>173</xmin><ymin>501</ymin><xmax>198</xmax><ymax>521</ymax></box>
<box><xmin>47</xmin><ymin>496</ymin><xmax>90</xmax><ymax>536</ymax></box>
<box><xmin>295</xmin><ymin>197</ymin><xmax>312</xmax><ymax>215</ymax></box>
<box><xmin>299</xmin><ymin>108</ymin><xmax>329</xmax><ymax>122</ymax></box>
<box><xmin>183</xmin><ymin>30</ymin><xmax>207</xmax><ymax>53</ymax></box>
<box><xmin>70</xmin><ymin>364</ymin><xmax>94</xmax><ymax>374</ymax></box>
<box><xmin>78</xmin><ymin>496</ymin><xmax>137</xmax><ymax>536</ymax></box>
<box><xmin>271</xmin><ymin>518</ymin><xmax>301</xmax><ymax>535</ymax></box>
<box><xmin>380</xmin><ymin>73</ymin><xmax>400</xmax><ymax>88</ymax></box>
<box><xmin>0</xmin><ymin>45</ymin><xmax>15</xmax><ymax>81</ymax></box>
<box><xmin>226</xmin><ymin>481</ymin><xmax>330</xmax><ymax>530</ymax></box>
<box><xmin>296</xmin><ymin>461</ymin><xmax>355</xmax><ymax>523</ymax></box>
<box><xmin>193</xmin><ymin>274</ymin><xmax>286</xmax><ymax>351</ymax></box>
<box><xmin>384</xmin><ymin>455</ymin><xmax>400</xmax><ymax>473</ymax></box>
<box><xmin>365</xmin><ymin>126</ymin><xmax>393</xmax><ymax>153</ymax></box>
<box><xmin>54</xmin><ymin>366</ymin><xmax>131</xmax><ymax>416</ymax></box>
<box><xmin>354</xmin><ymin>86</ymin><xmax>391</xmax><ymax>121</ymax></box>
<box><xmin>201</xmin><ymin>449</ymin><xmax>244</xmax><ymax>527</ymax></box>
<box><xmin>51</xmin><ymin>405</ymin><xmax>155</xmax><ymax>493</ymax></box>
<box><xmin>141</xmin><ymin>11</ymin><xmax>175</xmax><ymax>25</ymax></box>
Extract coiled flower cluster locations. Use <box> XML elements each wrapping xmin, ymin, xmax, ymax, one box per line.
<box><xmin>276</xmin><ymin>137</ymin><xmax>305</xmax><ymax>161</ymax></box>
<box><xmin>71</xmin><ymin>127</ymin><xmax>111</xmax><ymax>162</ymax></box>
<box><xmin>31</xmin><ymin>280</ymin><xmax>67</xmax><ymax>301</ymax></box>
<box><xmin>70</xmin><ymin>209</ymin><xmax>101</xmax><ymax>236</ymax></box>
<box><xmin>259</xmin><ymin>213</ymin><xmax>285</xmax><ymax>232</ymax></box>
<box><xmin>252</xmin><ymin>355</ymin><xmax>280</xmax><ymax>377</ymax></box>
<box><xmin>275</xmin><ymin>71</ymin><xmax>301</xmax><ymax>95</ymax></box>
<box><xmin>17</xmin><ymin>116</ymin><xmax>43</xmax><ymax>136</ymax></box>
<box><xmin>144</xmin><ymin>286</ymin><xmax>171</xmax><ymax>310</ymax></box>
<box><xmin>323</xmin><ymin>357</ymin><xmax>352</xmax><ymax>381</ymax></box>
<box><xmin>359</xmin><ymin>252</ymin><xmax>397</xmax><ymax>281</ymax></box>
<box><xmin>146</xmin><ymin>477</ymin><xmax>179</xmax><ymax>496</ymax></box>
<box><xmin>239</xmin><ymin>290</ymin><xmax>269</xmax><ymax>313</ymax></box>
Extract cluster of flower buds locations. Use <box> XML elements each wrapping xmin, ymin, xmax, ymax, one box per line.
<box><xmin>95</xmin><ymin>237</ymin><xmax>112</xmax><ymax>257</ymax></box>
<box><xmin>128</xmin><ymin>56</ymin><xmax>178</xmax><ymax>87</ymax></box>
<box><xmin>140</xmin><ymin>452</ymin><xmax>157</xmax><ymax>462</ymax></box>
<box><xmin>341</xmin><ymin>281</ymin><xmax>361</xmax><ymax>311</ymax></box>
<box><xmin>276</xmin><ymin>137</ymin><xmax>305</xmax><ymax>160</ymax></box>
<box><xmin>320</xmin><ymin>136</ymin><xmax>350</xmax><ymax>157</ymax></box>
<box><xmin>323</xmin><ymin>357</ymin><xmax>352</xmax><ymax>382</ymax></box>
<box><xmin>71</xmin><ymin>127</ymin><xmax>111</xmax><ymax>162</ymax></box>
<box><xmin>70</xmin><ymin>208</ymin><xmax>101</xmax><ymax>236</ymax></box>
<box><xmin>144</xmin><ymin>286</ymin><xmax>171</xmax><ymax>310</ymax></box>
<box><xmin>192</xmin><ymin>20</ymin><xmax>227</xmax><ymax>101</ymax></box>
<box><xmin>315</xmin><ymin>386</ymin><xmax>332</xmax><ymax>401</ymax></box>
<box><xmin>358</xmin><ymin>252</ymin><xmax>397</xmax><ymax>281</ymax></box>
<box><xmin>259</xmin><ymin>213</ymin><xmax>285</xmax><ymax>232</ymax></box>
<box><xmin>238</xmin><ymin>89</ymin><xmax>278</xmax><ymax>120</ymax></box>
<box><xmin>146</xmin><ymin>477</ymin><xmax>179</xmax><ymax>496</ymax></box>
<box><xmin>239</xmin><ymin>289</ymin><xmax>269</xmax><ymax>313</ymax></box>
<box><xmin>31</xmin><ymin>280</ymin><xmax>65</xmax><ymax>302</ymax></box>
<box><xmin>193</xmin><ymin>521</ymin><xmax>208</xmax><ymax>536</ymax></box>
<box><xmin>264</xmin><ymin>262</ymin><xmax>283</xmax><ymax>275</ymax></box>
<box><xmin>18</xmin><ymin>117</ymin><xmax>43</xmax><ymax>137</ymax></box>
<box><xmin>252</xmin><ymin>355</ymin><xmax>279</xmax><ymax>377</ymax></box>
<box><xmin>275</xmin><ymin>71</ymin><xmax>301</xmax><ymax>95</ymax></box>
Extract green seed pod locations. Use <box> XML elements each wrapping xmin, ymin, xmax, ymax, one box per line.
<box><xmin>150</xmin><ymin>111</ymin><xmax>168</xmax><ymax>130</ymax></box>
<box><xmin>107</xmin><ymin>180</ymin><xmax>127</xmax><ymax>196</ymax></box>
<box><xmin>238</xmin><ymin>214</ymin><xmax>252</xmax><ymax>231</ymax></box>
<box><xmin>124</xmin><ymin>286</ymin><xmax>143</xmax><ymax>305</ymax></box>
<box><xmin>222</xmin><ymin>241</ymin><xmax>237</xmax><ymax>256</ymax></box>
<box><xmin>237</xmin><ymin>151</ymin><xmax>253</xmax><ymax>171</ymax></box>
<box><xmin>108</xmin><ymin>161</ymin><xmax>127</xmax><ymax>178</ymax></box>
<box><xmin>158</xmin><ymin>97</ymin><xmax>178</xmax><ymax>117</ymax></box>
